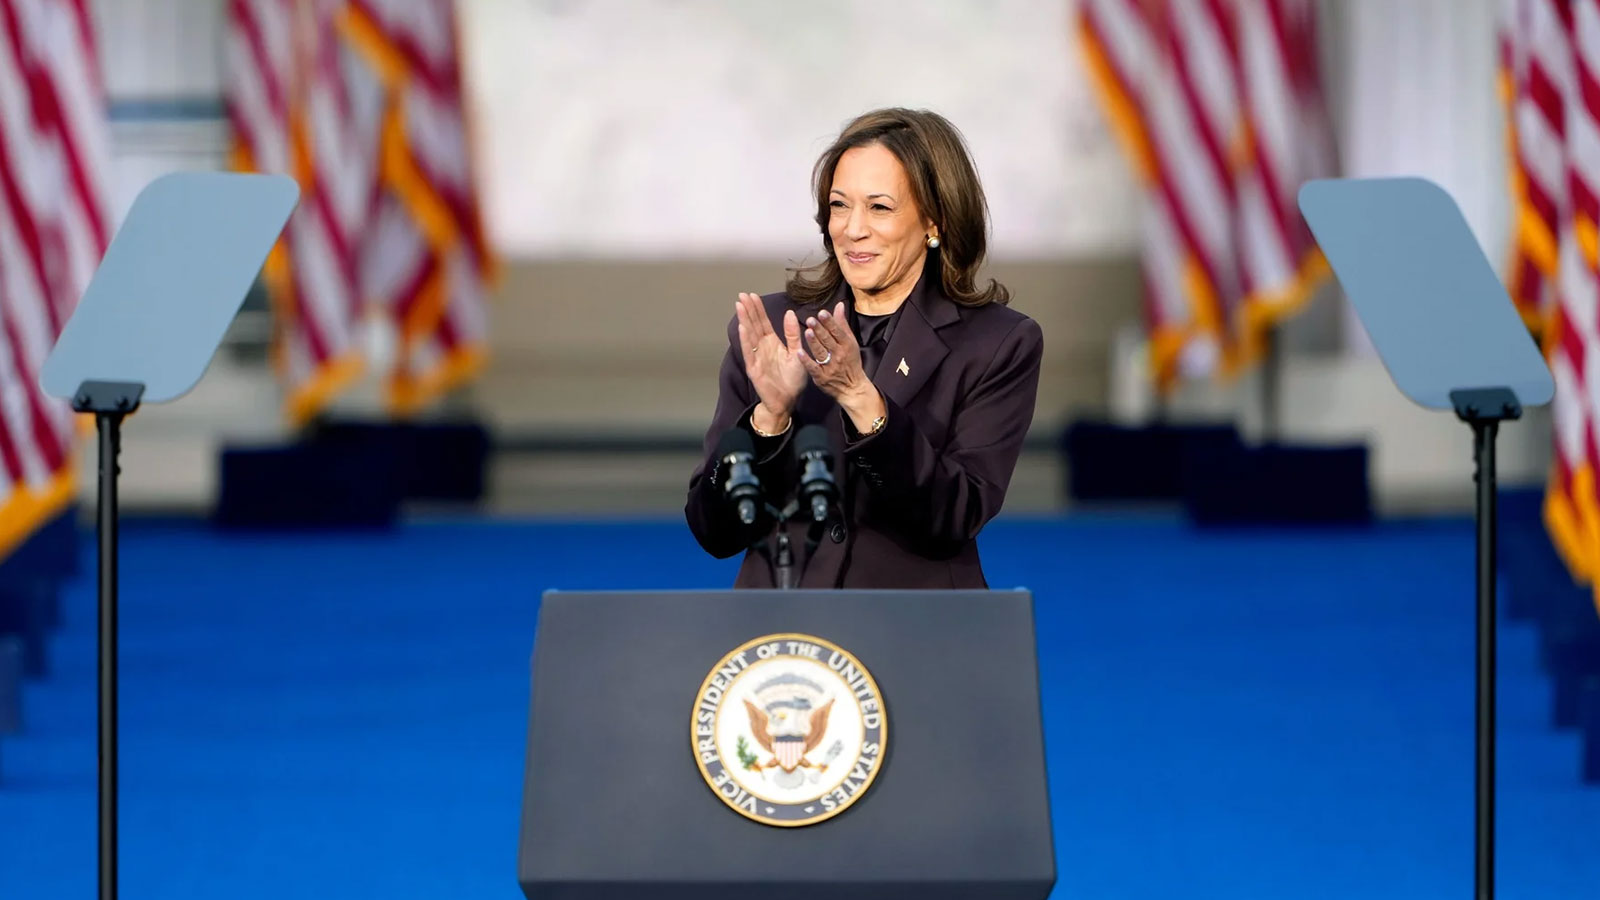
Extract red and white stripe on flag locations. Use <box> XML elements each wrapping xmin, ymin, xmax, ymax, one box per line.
<box><xmin>224</xmin><ymin>0</ymin><xmax>493</xmax><ymax>423</ymax></box>
<box><xmin>342</xmin><ymin>0</ymin><xmax>492</xmax><ymax>415</ymax></box>
<box><xmin>1499</xmin><ymin>0</ymin><xmax>1566</xmax><ymax>331</ymax></box>
<box><xmin>225</xmin><ymin>0</ymin><xmax>373</xmax><ymax>422</ymax></box>
<box><xmin>1076</xmin><ymin>0</ymin><xmax>1334</xmax><ymax>389</ymax></box>
<box><xmin>1503</xmin><ymin>0</ymin><xmax>1600</xmax><ymax>615</ymax></box>
<box><xmin>0</xmin><ymin>0</ymin><xmax>110</xmax><ymax>556</ymax></box>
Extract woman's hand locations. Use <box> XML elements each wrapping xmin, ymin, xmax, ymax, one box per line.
<box><xmin>799</xmin><ymin>302</ymin><xmax>887</xmax><ymax>433</ymax></box>
<box><xmin>736</xmin><ymin>293</ymin><xmax>807</xmax><ymax>430</ymax></box>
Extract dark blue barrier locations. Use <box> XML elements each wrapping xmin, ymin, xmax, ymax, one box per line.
<box><xmin>214</xmin><ymin>440</ymin><xmax>403</xmax><ymax>528</ymax></box>
<box><xmin>0</xmin><ymin>641</ymin><xmax>6</xmax><ymax>781</ymax></box>
<box><xmin>1499</xmin><ymin>488</ymin><xmax>1553</xmax><ymax>623</ymax></box>
<box><xmin>1060</xmin><ymin>419</ymin><xmax>1371</xmax><ymax>524</ymax></box>
<box><xmin>1583</xmin><ymin>677</ymin><xmax>1600</xmax><ymax>784</ymax></box>
<box><xmin>1507</xmin><ymin>508</ymin><xmax>1600</xmax><ymax>730</ymax></box>
<box><xmin>0</xmin><ymin>506</ymin><xmax>79</xmax><ymax>679</ymax></box>
<box><xmin>1060</xmin><ymin>420</ymin><xmax>1240</xmax><ymax>502</ymax></box>
<box><xmin>214</xmin><ymin>419</ymin><xmax>489</xmax><ymax>529</ymax></box>
<box><xmin>0</xmin><ymin>634</ymin><xmax>20</xmax><ymax>738</ymax></box>
<box><xmin>0</xmin><ymin>507</ymin><xmax>78</xmax><ymax>768</ymax></box>
<box><xmin>1544</xmin><ymin>593</ymin><xmax>1600</xmax><ymax>731</ymax></box>
<box><xmin>1179</xmin><ymin>439</ymin><xmax>1373</xmax><ymax>526</ymax></box>
<box><xmin>0</xmin><ymin>504</ymin><xmax>81</xmax><ymax>580</ymax></box>
<box><xmin>0</xmin><ymin>582</ymin><xmax>57</xmax><ymax>680</ymax></box>
<box><xmin>309</xmin><ymin>420</ymin><xmax>489</xmax><ymax>502</ymax></box>
<box><xmin>1552</xmin><ymin>630</ymin><xmax>1600</xmax><ymax>730</ymax></box>
<box><xmin>1498</xmin><ymin>488</ymin><xmax>1600</xmax><ymax>783</ymax></box>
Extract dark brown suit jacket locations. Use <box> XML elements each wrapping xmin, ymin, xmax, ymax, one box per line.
<box><xmin>684</xmin><ymin>266</ymin><xmax>1044</xmax><ymax>588</ymax></box>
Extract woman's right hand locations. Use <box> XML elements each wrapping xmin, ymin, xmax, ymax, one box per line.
<box><xmin>735</xmin><ymin>292</ymin><xmax>807</xmax><ymax>429</ymax></box>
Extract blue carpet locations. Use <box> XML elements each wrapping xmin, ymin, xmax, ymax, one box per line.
<box><xmin>0</xmin><ymin>514</ymin><xmax>1595</xmax><ymax>898</ymax></box>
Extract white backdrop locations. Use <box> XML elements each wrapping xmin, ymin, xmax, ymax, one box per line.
<box><xmin>1323</xmin><ymin>0</ymin><xmax>1508</xmax><ymax>355</ymax></box>
<box><xmin>459</xmin><ymin>0</ymin><xmax>1141</xmax><ymax>260</ymax></box>
<box><xmin>82</xmin><ymin>0</ymin><xmax>1512</xmax><ymax>276</ymax></box>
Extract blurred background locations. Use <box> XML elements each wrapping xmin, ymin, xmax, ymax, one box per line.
<box><xmin>1</xmin><ymin>1</ymin><xmax>1598</xmax><ymax>898</ymax></box>
<box><xmin>85</xmin><ymin>0</ymin><xmax>1536</xmax><ymax>516</ymax></box>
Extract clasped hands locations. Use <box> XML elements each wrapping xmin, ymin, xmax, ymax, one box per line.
<box><xmin>735</xmin><ymin>292</ymin><xmax>886</xmax><ymax>436</ymax></box>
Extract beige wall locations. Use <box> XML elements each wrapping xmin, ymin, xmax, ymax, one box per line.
<box><xmin>470</xmin><ymin>258</ymin><xmax>1142</xmax><ymax>440</ymax></box>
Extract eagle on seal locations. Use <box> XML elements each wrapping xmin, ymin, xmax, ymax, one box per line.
<box><xmin>742</xmin><ymin>672</ymin><xmax>835</xmax><ymax>774</ymax></box>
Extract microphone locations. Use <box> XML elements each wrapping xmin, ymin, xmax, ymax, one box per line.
<box><xmin>796</xmin><ymin>425</ymin><xmax>837</xmax><ymax>523</ymax></box>
<box><xmin>714</xmin><ymin>427</ymin><xmax>762</xmax><ymax>526</ymax></box>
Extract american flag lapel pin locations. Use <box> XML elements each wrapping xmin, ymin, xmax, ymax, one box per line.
<box><xmin>896</xmin><ymin>357</ymin><xmax>909</xmax><ymax>376</ymax></box>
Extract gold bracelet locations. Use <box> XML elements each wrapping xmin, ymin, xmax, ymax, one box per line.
<box><xmin>750</xmin><ymin>409</ymin><xmax>792</xmax><ymax>437</ymax></box>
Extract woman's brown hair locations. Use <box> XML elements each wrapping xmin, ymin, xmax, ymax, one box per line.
<box><xmin>787</xmin><ymin>108</ymin><xmax>1009</xmax><ymax>308</ymax></box>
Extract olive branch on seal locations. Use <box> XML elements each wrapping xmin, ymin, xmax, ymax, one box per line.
<box><xmin>736</xmin><ymin>735</ymin><xmax>763</xmax><ymax>778</ymax></box>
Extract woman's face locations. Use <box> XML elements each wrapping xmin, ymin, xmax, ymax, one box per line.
<box><xmin>827</xmin><ymin>143</ymin><xmax>933</xmax><ymax>301</ymax></box>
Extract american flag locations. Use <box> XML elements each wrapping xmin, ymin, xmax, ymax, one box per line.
<box><xmin>1076</xmin><ymin>0</ymin><xmax>1335</xmax><ymax>389</ymax></box>
<box><xmin>1501</xmin><ymin>0</ymin><xmax>1600</xmax><ymax>611</ymax></box>
<box><xmin>0</xmin><ymin>0</ymin><xmax>110</xmax><ymax>556</ymax></box>
<box><xmin>224</xmin><ymin>0</ymin><xmax>492</xmax><ymax>424</ymax></box>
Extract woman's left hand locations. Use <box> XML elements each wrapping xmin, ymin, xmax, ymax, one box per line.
<box><xmin>799</xmin><ymin>302</ymin><xmax>886</xmax><ymax>429</ymax></box>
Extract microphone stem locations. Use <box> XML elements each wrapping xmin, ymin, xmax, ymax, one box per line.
<box><xmin>775</xmin><ymin>531</ymin><xmax>795</xmax><ymax>589</ymax></box>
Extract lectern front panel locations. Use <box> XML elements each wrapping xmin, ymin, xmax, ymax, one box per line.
<box><xmin>517</xmin><ymin>589</ymin><xmax>1056</xmax><ymax>900</ymax></box>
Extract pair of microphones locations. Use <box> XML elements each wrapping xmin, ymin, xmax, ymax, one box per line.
<box><xmin>714</xmin><ymin>422</ymin><xmax>837</xmax><ymax>528</ymax></box>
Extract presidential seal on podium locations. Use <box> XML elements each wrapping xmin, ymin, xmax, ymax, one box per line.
<box><xmin>691</xmin><ymin>633</ymin><xmax>887</xmax><ymax>826</ymax></box>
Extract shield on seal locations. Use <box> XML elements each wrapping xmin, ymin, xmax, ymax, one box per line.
<box><xmin>774</xmin><ymin>736</ymin><xmax>805</xmax><ymax>771</ymax></box>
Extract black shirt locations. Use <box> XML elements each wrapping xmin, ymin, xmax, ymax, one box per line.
<box><xmin>850</xmin><ymin>304</ymin><xmax>901</xmax><ymax>378</ymax></box>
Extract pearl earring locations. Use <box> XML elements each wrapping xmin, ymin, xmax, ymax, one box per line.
<box><xmin>926</xmin><ymin>234</ymin><xmax>940</xmax><ymax>249</ymax></box>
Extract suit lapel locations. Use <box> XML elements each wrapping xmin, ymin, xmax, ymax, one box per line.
<box><xmin>792</xmin><ymin>261</ymin><xmax>958</xmax><ymax>422</ymax></box>
<box><xmin>872</xmin><ymin>265</ymin><xmax>955</xmax><ymax>412</ymax></box>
